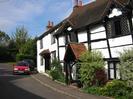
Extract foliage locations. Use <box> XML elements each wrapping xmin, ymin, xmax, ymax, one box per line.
<box><xmin>12</xmin><ymin>26</ymin><xmax>29</xmax><ymax>52</ymax></box>
<box><xmin>119</xmin><ymin>48</ymin><xmax>133</xmax><ymax>89</ymax></box>
<box><xmin>83</xmin><ymin>80</ymin><xmax>133</xmax><ymax>99</ymax></box>
<box><xmin>78</xmin><ymin>50</ymin><xmax>105</xmax><ymax>87</ymax></box>
<box><xmin>19</xmin><ymin>38</ymin><xmax>37</xmax><ymax>63</ymax></box>
<box><xmin>50</xmin><ymin>58</ymin><xmax>65</xmax><ymax>83</ymax></box>
<box><xmin>83</xmin><ymin>86</ymin><xmax>101</xmax><ymax>96</ymax></box>
<box><xmin>0</xmin><ymin>46</ymin><xmax>11</xmax><ymax>62</ymax></box>
<box><xmin>100</xmin><ymin>80</ymin><xmax>129</xmax><ymax>97</ymax></box>
<box><xmin>93</xmin><ymin>69</ymin><xmax>107</xmax><ymax>86</ymax></box>
<box><xmin>16</xmin><ymin>54</ymin><xmax>34</xmax><ymax>62</ymax></box>
<box><xmin>0</xmin><ymin>31</ymin><xmax>12</xmax><ymax>62</ymax></box>
<box><xmin>0</xmin><ymin>30</ymin><xmax>10</xmax><ymax>46</ymax></box>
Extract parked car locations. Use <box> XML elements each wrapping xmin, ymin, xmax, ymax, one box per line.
<box><xmin>22</xmin><ymin>59</ymin><xmax>35</xmax><ymax>71</ymax></box>
<box><xmin>13</xmin><ymin>61</ymin><xmax>31</xmax><ymax>75</ymax></box>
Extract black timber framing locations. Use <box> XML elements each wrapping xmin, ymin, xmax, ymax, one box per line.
<box><xmin>59</xmin><ymin>45</ymin><xmax>66</xmax><ymax>47</ymax></box>
<box><xmin>56</xmin><ymin>37</ymin><xmax>60</xmax><ymax>60</ymax></box>
<box><xmin>75</xmin><ymin>31</ymin><xmax>79</xmax><ymax>43</ymax></box>
<box><xmin>104</xmin><ymin>23</ymin><xmax>112</xmax><ymax>58</ymax></box>
<box><xmin>87</xmin><ymin>28</ymin><xmax>91</xmax><ymax>51</ymax></box>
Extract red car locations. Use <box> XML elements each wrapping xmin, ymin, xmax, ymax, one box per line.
<box><xmin>13</xmin><ymin>61</ymin><xmax>31</xmax><ymax>75</ymax></box>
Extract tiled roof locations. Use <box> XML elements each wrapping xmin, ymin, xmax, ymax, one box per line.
<box><xmin>67</xmin><ymin>0</ymin><xmax>131</xmax><ymax>29</ymax></box>
<box><xmin>64</xmin><ymin>43</ymin><xmax>87</xmax><ymax>62</ymax></box>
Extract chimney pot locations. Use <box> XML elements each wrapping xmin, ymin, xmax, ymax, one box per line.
<box><xmin>74</xmin><ymin>0</ymin><xmax>78</xmax><ymax>7</ymax></box>
<box><xmin>79</xmin><ymin>0</ymin><xmax>82</xmax><ymax>7</ymax></box>
<box><xmin>51</xmin><ymin>22</ymin><xmax>54</xmax><ymax>27</ymax></box>
<box><xmin>48</xmin><ymin>21</ymin><xmax>51</xmax><ymax>26</ymax></box>
<box><xmin>46</xmin><ymin>21</ymin><xmax>54</xmax><ymax>30</ymax></box>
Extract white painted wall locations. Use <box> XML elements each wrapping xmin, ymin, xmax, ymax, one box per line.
<box><xmin>90</xmin><ymin>25</ymin><xmax>105</xmax><ymax>34</ymax></box>
<box><xmin>59</xmin><ymin>47</ymin><xmax>66</xmax><ymax>61</ymax></box>
<box><xmin>37</xmin><ymin>40</ymin><xmax>45</xmax><ymax>73</ymax></box>
<box><xmin>59</xmin><ymin>36</ymin><xmax>65</xmax><ymax>46</ymax></box>
<box><xmin>111</xmin><ymin>45</ymin><xmax>133</xmax><ymax>58</ymax></box>
<box><xmin>84</xmin><ymin>43</ymin><xmax>88</xmax><ymax>49</ymax></box>
<box><xmin>91</xmin><ymin>31</ymin><xmax>106</xmax><ymax>40</ymax></box>
<box><xmin>42</xmin><ymin>34</ymin><xmax>51</xmax><ymax>50</ymax></box>
<box><xmin>78</xmin><ymin>31</ymin><xmax>87</xmax><ymax>42</ymax></box>
<box><xmin>104</xmin><ymin>61</ymin><xmax>108</xmax><ymax>74</ymax></box>
<box><xmin>37</xmin><ymin>32</ymin><xmax>58</xmax><ymax>73</ymax></box>
<box><xmin>93</xmin><ymin>48</ymin><xmax>110</xmax><ymax>58</ymax></box>
<box><xmin>90</xmin><ymin>25</ymin><xmax>109</xmax><ymax>58</ymax></box>
<box><xmin>109</xmin><ymin>35</ymin><xmax>132</xmax><ymax>47</ymax></box>
<box><xmin>91</xmin><ymin>41</ymin><xmax>107</xmax><ymax>49</ymax></box>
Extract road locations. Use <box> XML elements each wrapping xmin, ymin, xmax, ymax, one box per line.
<box><xmin>0</xmin><ymin>63</ymin><xmax>75</xmax><ymax>99</ymax></box>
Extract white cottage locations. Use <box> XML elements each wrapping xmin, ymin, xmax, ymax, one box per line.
<box><xmin>37</xmin><ymin>0</ymin><xmax>133</xmax><ymax>83</ymax></box>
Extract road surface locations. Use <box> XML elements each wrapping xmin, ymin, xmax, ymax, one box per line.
<box><xmin>0</xmin><ymin>63</ymin><xmax>75</xmax><ymax>99</ymax></box>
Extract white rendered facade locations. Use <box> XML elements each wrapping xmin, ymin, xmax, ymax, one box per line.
<box><xmin>37</xmin><ymin>2</ymin><xmax>133</xmax><ymax>80</ymax></box>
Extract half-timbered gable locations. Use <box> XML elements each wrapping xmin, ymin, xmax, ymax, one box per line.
<box><xmin>37</xmin><ymin>0</ymin><xmax>133</xmax><ymax>81</ymax></box>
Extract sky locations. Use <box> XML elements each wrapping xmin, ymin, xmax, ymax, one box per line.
<box><xmin>0</xmin><ymin>0</ymin><xmax>94</xmax><ymax>37</ymax></box>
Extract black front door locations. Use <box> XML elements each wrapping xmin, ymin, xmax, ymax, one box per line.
<box><xmin>44</xmin><ymin>53</ymin><xmax>50</xmax><ymax>70</ymax></box>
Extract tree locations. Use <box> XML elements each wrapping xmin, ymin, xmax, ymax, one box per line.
<box><xmin>78</xmin><ymin>50</ymin><xmax>106</xmax><ymax>87</ymax></box>
<box><xmin>119</xmin><ymin>48</ymin><xmax>133</xmax><ymax>89</ymax></box>
<box><xmin>0</xmin><ymin>31</ymin><xmax>12</xmax><ymax>62</ymax></box>
<box><xmin>12</xmin><ymin>26</ymin><xmax>29</xmax><ymax>52</ymax></box>
<box><xmin>16</xmin><ymin>38</ymin><xmax>37</xmax><ymax>63</ymax></box>
<box><xmin>0</xmin><ymin>30</ymin><xmax>10</xmax><ymax>46</ymax></box>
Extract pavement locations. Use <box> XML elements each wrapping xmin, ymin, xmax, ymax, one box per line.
<box><xmin>31</xmin><ymin>73</ymin><xmax>110</xmax><ymax>99</ymax></box>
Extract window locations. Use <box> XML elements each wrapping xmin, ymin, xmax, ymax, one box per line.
<box><xmin>51</xmin><ymin>34</ymin><xmax>55</xmax><ymax>44</ymax></box>
<box><xmin>70</xmin><ymin>32</ymin><xmax>78</xmax><ymax>42</ymax></box>
<box><xmin>107</xmin><ymin>17</ymin><xmax>131</xmax><ymax>38</ymax></box>
<box><xmin>114</xmin><ymin>20</ymin><xmax>121</xmax><ymax>36</ymax></box>
<box><xmin>40</xmin><ymin>56</ymin><xmax>43</xmax><ymax>65</ymax></box>
<box><xmin>108</xmin><ymin>62</ymin><xmax>120</xmax><ymax>79</ymax></box>
<box><xmin>40</xmin><ymin>39</ymin><xmax>43</xmax><ymax>49</ymax></box>
<box><xmin>51</xmin><ymin>51</ymin><xmax>56</xmax><ymax>61</ymax></box>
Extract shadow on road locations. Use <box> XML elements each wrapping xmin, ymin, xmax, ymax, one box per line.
<box><xmin>0</xmin><ymin>63</ymin><xmax>46</xmax><ymax>99</ymax></box>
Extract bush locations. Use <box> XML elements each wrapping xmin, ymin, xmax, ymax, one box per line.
<box><xmin>93</xmin><ymin>69</ymin><xmax>107</xmax><ymax>86</ymax></box>
<box><xmin>119</xmin><ymin>49</ymin><xmax>133</xmax><ymax>89</ymax></box>
<box><xmin>100</xmin><ymin>80</ymin><xmax>128</xmax><ymax>97</ymax></box>
<box><xmin>50</xmin><ymin>58</ymin><xmax>65</xmax><ymax>83</ymax></box>
<box><xmin>16</xmin><ymin>54</ymin><xmax>34</xmax><ymax>62</ymax></box>
<box><xmin>83</xmin><ymin>86</ymin><xmax>101</xmax><ymax>96</ymax></box>
<box><xmin>78</xmin><ymin>50</ymin><xmax>106</xmax><ymax>87</ymax></box>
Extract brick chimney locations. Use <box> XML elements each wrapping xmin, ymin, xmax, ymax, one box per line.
<box><xmin>46</xmin><ymin>21</ymin><xmax>54</xmax><ymax>30</ymax></box>
<box><xmin>78</xmin><ymin>0</ymin><xmax>83</xmax><ymax>7</ymax></box>
<box><xmin>74</xmin><ymin>0</ymin><xmax>78</xmax><ymax>7</ymax></box>
<box><xmin>73</xmin><ymin>0</ymin><xmax>83</xmax><ymax>9</ymax></box>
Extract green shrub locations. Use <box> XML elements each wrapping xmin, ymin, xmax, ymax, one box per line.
<box><xmin>93</xmin><ymin>69</ymin><xmax>107</xmax><ymax>86</ymax></box>
<box><xmin>119</xmin><ymin>49</ymin><xmax>133</xmax><ymax>89</ymax></box>
<box><xmin>16</xmin><ymin>54</ymin><xmax>34</xmax><ymax>61</ymax></box>
<box><xmin>78</xmin><ymin>50</ymin><xmax>106</xmax><ymax>87</ymax></box>
<box><xmin>50</xmin><ymin>68</ymin><xmax>60</xmax><ymax>80</ymax></box>
<box><xmin>100</xmin><ymin>80</ymin><xmax>128</xmax><ymax>97</ymax></box>
<box><xmin>115</xmin><ymin>91</ymin><xmax>133</xmax><ymax>99</ymax></box>
<box><xmin>83</xmin><ymin>86</ymin><xmax>101</xmax><ymax>96</ymax></box>
<box><xmin>50</xmin><ymin>58</ymin><xmax>65</xmax><ymax>83</ymax></box>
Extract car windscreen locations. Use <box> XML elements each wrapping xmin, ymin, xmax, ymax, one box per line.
<box><xmin>16</xmin><ymin>62</ymin><xmax>28</xmax><ymax>66</ymax></box>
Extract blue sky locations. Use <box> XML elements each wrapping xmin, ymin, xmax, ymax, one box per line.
<box><xmin>0</xmin><ymin>0</ymin><xmax>94</xmax><ymax>37</ymax></box>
